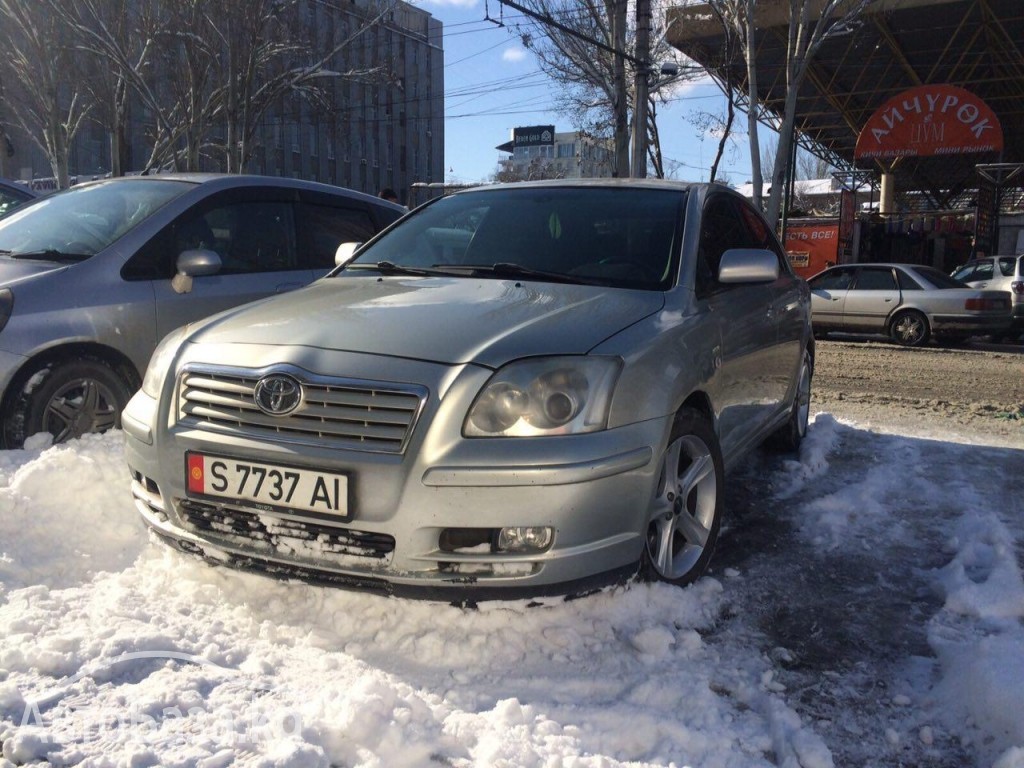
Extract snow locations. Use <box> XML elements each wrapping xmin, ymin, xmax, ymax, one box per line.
<box><xmin>0</xmin><ymin>415</ymin><xmax>1021</xmax><ymax>767</ymax></box>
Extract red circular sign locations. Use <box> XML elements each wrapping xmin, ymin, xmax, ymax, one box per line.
<box><xmin>854</xmin><ymin>84</ymin><xmax>1003</xmax><ymax>160</ymax></box>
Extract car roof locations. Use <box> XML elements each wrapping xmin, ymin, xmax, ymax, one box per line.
<box><xmin>0</xmin><ymin>178</ymin><xmax>37</xmax><ymax>198</ymax></box>
<box><xmin>445</xmin><ymin>177</ymin><xmax>711</xmax><ymax>195</ymax></box>
<box><xmin>64</xmin><ymin>173</ymin><xmax>404</xmax><ymax>212</ymax></box>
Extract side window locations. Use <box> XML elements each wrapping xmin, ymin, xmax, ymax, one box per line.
<box><xmin>974</xmin><ymin>262</ymin><xmax>995</xmax><ymax>280</ymax></box>
<box><xmin>809</xmin><ymin>268</ymin><xmax>854</xmax><ymax>291</ymax></box>
<box><xmin>124</xmin><ymin>199</ymin><xmax>297</xmax><ymax>280</ymax></box>
<box><xmin>996</xmin><ymin>258</ymin><xmax>1015</xmax><ymax>277</ymax></box>
<box><xmin>697</xmin><ymin>196</ymin><xmax>753</xmax><ymax>296</ymax></box>
<box><xmin>206</xmin><ymin>201</ymin><xmax>296</xmax><ymax>274</ymax></box>
<box><xmin>0</xmin><ymin>190</ymin><xmax>27</xmax><ymax>217</ymax></box>
<box><xmin>739</xmin><ymin>199</ymin><xmax>790</xmax><ymax>273</ymax></box>
<box><xmin>951</xmin><ymin>264</ymin><xmax>976</xmax><ymax>282</ymax></box>
<box><xmin>298</xmin><ymin>204</ymin><xmax>377</xmax><ymax>269</ymax></box>
<box><xmin>852</xmin><ymin>268</ymin><xmax>897</xmax><ymax>291</ymax></box>
<box><xmin>896</xmin><ymin>269</ymin><xmax>922</xmax><ymax>290</ymax></box>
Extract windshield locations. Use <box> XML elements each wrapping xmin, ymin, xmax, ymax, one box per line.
<box><xmin>0</xmin><ymin>179</ymin><xmax>192</xmax><ymax>260</ymax></box>
<box><xmin>345</xmin><ymin>186</ymin><xmax>685</xmax><ymax>290</ymax></box>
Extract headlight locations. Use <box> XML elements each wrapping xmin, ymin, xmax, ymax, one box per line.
<box><xmin>0</xmin><ymin>288</ymin><xmax>13</xmax><ymax>334</ymax></box>
<box><xmin>142</xmin><ymin>325</ymin><xmax>189</xmax><ymax>398</ymax></box>
<box><xmin>464</xmin><ymin>356</ymin><xmax>621</xmax><ymax>437</ymax></box>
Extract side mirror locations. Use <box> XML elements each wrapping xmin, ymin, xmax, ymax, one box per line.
<box><xmin>172</xmin><ymin>249</ymin><xmax>222</xmax><ymax>294</ymax></box>
<box><xmin>335</xmin><ymin>241</ymin><xmax>362</xmax><ymax>268</ymax></box>
<box><xmin>718</xmin><ymin>248</ymin><xmax>780</xmax><ymax>284</ymax></box>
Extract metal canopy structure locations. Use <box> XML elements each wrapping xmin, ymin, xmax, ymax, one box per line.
<box><xmin>666</xmin><ymin>0</ymin><xmax>1024</xmax><ymax>211</ymax></box>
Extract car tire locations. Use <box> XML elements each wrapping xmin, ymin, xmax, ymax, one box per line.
<box><xmin>2</xmin><ymin>358</ymin><xmax>133</xmax><ymax>448</ymax></box>
<box><xmin>889</xmin><ymin>310</ymin><xmax>930</xmax><ymax>347</ymax></box>
<box><xmin>768</xmin><ymin>350</ymin><xmax>812</xmax><ymax>452</ymax></box>
<box><xmin>639</xmin><ymin>407</ymin><xmax>724</xmax><ymax>587</ymax></box>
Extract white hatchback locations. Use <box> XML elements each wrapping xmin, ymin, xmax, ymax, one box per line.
<box><xmin>952</xmin><ymin>254</ymin><xmax>1024</xmax><ymax>341</ymax></box>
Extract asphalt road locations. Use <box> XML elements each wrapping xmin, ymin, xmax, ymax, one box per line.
<box><xmin>810</xmin><ymin>337</ymin><xmax>1024</xmax><ymax>448</ymax></box>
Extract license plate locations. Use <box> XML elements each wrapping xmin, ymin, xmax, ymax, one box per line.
<box><xmin>186</xmin><ymin>453</ymin><xmax>349</xmax><ymax>518</ymax></box>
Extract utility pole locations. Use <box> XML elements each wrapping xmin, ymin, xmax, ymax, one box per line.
<box><xmin>610</xmin><ymin>0</ymin><xmax>630</xmax><ymax>178</ymax></box>
<box><xmin>630</xmin><ymin>0</ymin><xmax>651</xmax><ymax>179</ymax></box>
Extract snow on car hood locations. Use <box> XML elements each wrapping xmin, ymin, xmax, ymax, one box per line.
<box><xmin>188</xmin><ymin>275</ymin><xmax>665</xmax><ymax>368</ymax></box>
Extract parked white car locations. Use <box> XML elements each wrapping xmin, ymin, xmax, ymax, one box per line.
<box><xmin>951</xmin><ymin>254</ymin><xmax>1024</xmax><ymax>341</ymax></box>
<box><xmin>808</xmin><ymin>262</ymin><xmax>1012</xmax><ymax>346</ymax></box>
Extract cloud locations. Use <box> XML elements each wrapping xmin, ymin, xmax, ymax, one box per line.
<box><xmin>503</xmin><ymin>47</ymin><xmax>528</xmax><ymax>63</ymax></box>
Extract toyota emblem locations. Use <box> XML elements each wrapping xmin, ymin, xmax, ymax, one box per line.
<box><xmin>253</xmin><ymin>374</ymin><xmax>302</xmax><ymax>416</ymax></box>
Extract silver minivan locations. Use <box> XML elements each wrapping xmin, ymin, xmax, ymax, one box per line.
<box><xmin>0</xmin><ymin>174</ymin><xmax>403</xmax><ymax>447</ymax></box>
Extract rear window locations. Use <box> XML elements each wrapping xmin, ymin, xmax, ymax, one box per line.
<box><xmin>996</xmin><ymin>257</ymin><xmax>1018</xmax><ymax>277</ymax></box>
<box><xmin>915</xmin><ymin>265</ymin><xmax>970</xmax><ymax>289</ymax></box>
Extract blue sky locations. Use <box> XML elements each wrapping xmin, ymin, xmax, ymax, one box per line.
<box><xmin>412</xmin><ymin>0</ymin><xmax>756</xmax><ymax>185</ymax></box>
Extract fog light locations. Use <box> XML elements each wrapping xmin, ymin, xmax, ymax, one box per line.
<box><xmin>497</xmin><ymin>526</ymin><xmax>553</xmax><ymax>553</ymax></box>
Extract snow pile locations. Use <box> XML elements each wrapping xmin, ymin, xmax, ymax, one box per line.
<box><xmin>0</xmin><ymin>433</ymin><xmax>148</xmax><ymax>594</ymax></box>
<box><xmin>0</xmin><ymin>418</ymin><xmax>1021</xmax><ymax>766</ymax></box>
<box><xmin>929</xmin><ymin>500</ymin><xmax>1024</xmax><ymax>765</ymax></box>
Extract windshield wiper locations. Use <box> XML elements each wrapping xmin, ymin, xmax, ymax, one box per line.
<box><xmin>25</xmin><ymin>249</ymin><xmax>91</xmax><ymax>262</ymax></box>
<box><xmin>345</xmin><ymin>260</ymin><xmax>445</xmax><ymax>277</ymax></box>
<box><xmin>447</xmin><ymin>262</ymin><xmax>582</xmax><ymax>285</ymax></box>
<box><xmin>8</xmin><ymin>249</ymin><xmax>91</xmax><ymax>263</ymax></box>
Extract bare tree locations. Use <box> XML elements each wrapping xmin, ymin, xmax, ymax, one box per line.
<box><xmin>50</xmin><ymin>0</ymin><xmax>197</xmax><ymax>173</ymax></box>
<box><xmin>796</xmin><ymin>148</ymin><xmax>832</xmax><ymax>180</ymax></box>
<box><xmin>52</xmin><ymin>0</ymin><xmax>161</xmax><ymax>177</ymax></box>
<box><xmin>54</xmin><ymin>0</ymin><xmax>393</xmax><ymax>175</ymax></box>
<box><xmin>706</xmin><ymin>0</ymin><xmax>869</xmax><ymax>225</ymax></box>
<box><xmin>512</xmin><ymin>0</ymin><xmax>687</xmax><ymax>177</ymax></box>
<box><xmin>0</xmin><ymin>0</ymin><xmax>91</xmax><ymax>188</ymax></box>
<box><xmin>762</xmin><ymin>133</ymin><xmax>833</xmax><ymax>182</ymax></box>
<box><xmin>205</xmin><ymin>0</ymin><xmax>393</xmax><ymax>174</ymax></box>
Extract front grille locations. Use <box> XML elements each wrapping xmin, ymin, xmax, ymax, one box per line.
<box><xmin>178</xmin><ymin>499</ymin><xmax>395</xmax><ymax>563</ymax></box>
<box><xmin>177</xmin><ymin>365</ymin><xmax>426</xmax><ymax>453</ymax></box>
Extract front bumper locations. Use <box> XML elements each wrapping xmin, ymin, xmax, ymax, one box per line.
<box><xmin>123</xmin><ymin>358</ymin><xmax>670</xmax><ymax>598</ymax></box>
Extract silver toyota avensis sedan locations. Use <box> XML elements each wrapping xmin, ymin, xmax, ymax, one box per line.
<box><xmin>124</xmin><ymin>180</ymin><xmax>814</xmax><ymax>599</ymax></box>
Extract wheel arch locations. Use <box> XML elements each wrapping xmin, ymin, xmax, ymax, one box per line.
<box><xmin>886</xmin><ymin>303</ymin><xmax>929</xmax><ymax>329</ymax></box>
<box><xmin>677</xmin><ymin>391</ymin><xmax>716</xmax><ymax>433</ymax></box>
<box><xmin>1</xmin><ymin>341</ymin><xmax>142</xmax><ymax>414</ymax></box>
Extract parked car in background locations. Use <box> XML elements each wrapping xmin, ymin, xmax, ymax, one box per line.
<box><xmin>0</xmin><ymin>174</ymin><xmax>404</xmax><ymax>448</ymax></box>
<box><xmin>951</xmin><ymin>254</ymin><xmax>1024</xmax><ymax>341</ymax></box>
<box><xmin>807</xmin><ymin>262</ymin><xmax>1012</xmax><ymax>346</ymax></box>
<box><xmin>0</xmin><ymin>179</ymin><xmax>37</xmax><ymax>218</ymax></box>
<box><xmin>124</xmin><ymin>179</ymin><xmax>815</xmax><ymax>599</ymax></box>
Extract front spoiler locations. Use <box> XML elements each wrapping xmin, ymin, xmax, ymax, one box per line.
<box><xmin>146</xmin><ymin>522</ymin><xmax>639</xmax><ymax>603</ymax></box>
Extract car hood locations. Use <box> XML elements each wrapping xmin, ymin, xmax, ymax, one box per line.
<box><xmin>188</xmin><ymin>276</ymin><xmax>665</xmax><ymax>368</ymax></box>
<box><xmin>0</xmin><ymin>257</ymin><xmax>68</xmax><ymax>287</ymax></box>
